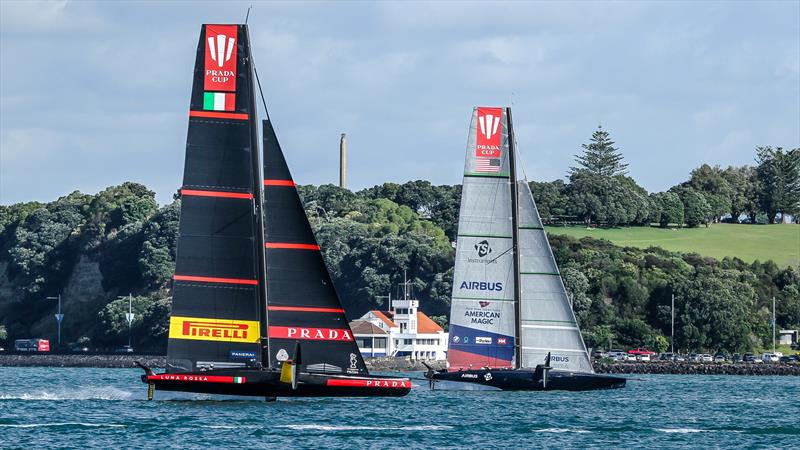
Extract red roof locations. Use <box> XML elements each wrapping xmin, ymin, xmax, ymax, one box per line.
<box><xmin>416</xmin><ymin>312</ymin><xmax>443</xmax><ymax>333</ymax></box>
<box><xmin>627</xmin><ymin>348</ymin><xmax>656</xmax><ymax>355</ymax></box>
<box><xmin>370</xmin><ymin>310</ymin><xmax>397</xmax><ymax>328</ymax></box>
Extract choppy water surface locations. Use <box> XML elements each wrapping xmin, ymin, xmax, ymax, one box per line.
<box><xmin>0</xmin><ymin>367</ymin><xmax>798</xmax><ymax>449</ymax></box>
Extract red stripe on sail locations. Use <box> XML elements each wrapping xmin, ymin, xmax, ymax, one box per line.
<box><xmin>268</xmin><ymin>306</ymin><xmax>345</xmax><ymax>313</ymax></box>
<box><xmin>326</xmin><ymin>378</ymin><xmax>411</xmax><ymax>388</ymax></box>
<box><xmin>173</xmin><ymin>274</ymin><xmax>258</xmax><ymax>285</ymax></box>
<box><xmin>263</xmin><ymin>179</ymin><xmax>296</xmax><ymax>186</ymax></box>
<box><xmin>224</xmin><ymin>93</ymin><xmax>236</xmax><ymax>111</ymax></box>
<box><xmin>265</xmin><ymin>243</ymin><xmax>320</xmax><ymax>250</ymax></box>
<box><xmin>268</xmin><ymin>326</ymin><xmax>353</xmax><ymax>341</ymax></box>
<box><xmin>189</xmin><ymin>110</ymin><xmax>249</xmax><ymax>120</ymax></box>
<box><xmin>180</xmin><ymin>189</ymin><xmax>253</xmax><ymax>199</ymax></box>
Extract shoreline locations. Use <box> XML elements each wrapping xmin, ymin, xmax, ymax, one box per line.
<box><xmin>1</xmin><ymin>355</ymin><xmax>798</xmax><ymax>375</ymax></box>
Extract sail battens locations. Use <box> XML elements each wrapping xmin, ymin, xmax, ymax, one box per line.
<box><xmin>452</xmin><ymin>296</ymin><xmax>515</xmax><ymax>302</ymax></box>
<box><xmin>519</xmin><ymin>225</ymin><xmax>544</xmax><ymax>230</ymax></box>
<box><xmin>521</xmin><ymin>319</ymin><xmax>577</xmax><ymax>324</ymax></box>
<box><xmin>263</xmin><ymin>179</ymin><xmax>296</xmax><ymax>186</ymax></box>
<box><xmin>189</xmin><ymin>110</ymin><xmax>249</xmax><ymax>120</ymax></box>
<box><xmin>173</xmin><ymin>274</ymin><xmax>259</xmax><ymax>285</ymax></box>
<box><xmin>521</xmin><ymin>346</ymin><xmax>589</xmax><ymax>353</ymax></box>
<box><xmin>521</xmin><ymin>324</ymin><xmax>579</xmax><ymax>331</ymax></box>
<box><xmin>457</xmin><ymin>233</ymin><xmax>512</xmax><ymax>239</ymax></box>
<box><xmin>180</xmin><ymin>188</ymin><xmax>253</xmax><ymax>199</ymax></box>
<box><xmin>464</xmin><ymin>172</ymin><xmax>510</xmax><ymax>178</ymax></box>
<box><xmin>265</xmin><ymin>243</ymin><xmax>320</xmax><ymax>250</ymax></box>
<box><xmin>268</xmin><ymin>306</ymin><xmax>345</xmax><ymax>313</ymax></box>
<box><xmin>520</xmin><ymin>271</ymin><xmax>561</xmax><ymax>276</ymax></box>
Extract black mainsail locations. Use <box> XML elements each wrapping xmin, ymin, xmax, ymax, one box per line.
<box><xmin>167</xmin><ymin>24</ymin><xmax>264</xmax><ymax>373</ymax></box>
<box><xmin>262</xmin><ymin>120</ymin><xmax>369</xmax><ymax>377</ymax></box>
<box><xmin>140</xmin><ymin>23</ymin><xmax>409</xmax><ymax>399</ymax></box>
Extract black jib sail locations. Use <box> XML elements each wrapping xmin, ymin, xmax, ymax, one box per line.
<box><xmin>166</xmin><ymin>24</ymin><xmax>267</xmax><ymax>373</ymax></box>
<box><xmin>262</xmin><ymin>120</ymin><xmax>368</xmax><ymax>376</ymax></box>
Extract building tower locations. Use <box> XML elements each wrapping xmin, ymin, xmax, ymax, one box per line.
<box><xmin>339</xmin><ymin>133</ymin><xmax>347</xmax><ymax>189</ymax></box>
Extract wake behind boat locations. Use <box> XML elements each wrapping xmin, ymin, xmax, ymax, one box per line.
<box><xmin>138</xmin><ymin>23</ymin><xmax>409</xmax><ymax>399</ymax></box>
<box><xmin>425</xmin><ymin>107</ymin><xmax>624</xmax><ymax>391</ymax></box>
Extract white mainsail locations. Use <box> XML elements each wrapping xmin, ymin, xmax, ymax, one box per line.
<box><xmin>447</xmin><ymin>107</ymin><xmax>517</xmax><ymax>370</ymax></box>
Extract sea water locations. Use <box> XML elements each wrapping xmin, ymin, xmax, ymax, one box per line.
<box><xmin>0</xmin><ymin>367</ymin><xmax>798</xmax><ymax>449</ymax></box>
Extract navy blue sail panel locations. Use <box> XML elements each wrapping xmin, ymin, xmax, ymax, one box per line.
<box><xmin>262</xmin><ymin>120</ymin><xmax>368</xmax><ymax>376</ymax></box>
<box><xmin>167</xmin><ymin>24</ymin><xmax>265</xmax><ymax>373</ymax></box>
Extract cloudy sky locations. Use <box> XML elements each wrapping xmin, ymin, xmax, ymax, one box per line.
<box><xmin>1</xmin><ymin>0</ymin><xmax>798</xmax><ymax>205</ymax></box>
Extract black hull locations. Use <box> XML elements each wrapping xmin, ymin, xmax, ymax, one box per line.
<box><xmin>429</xmin><ymin>368</ymin><xmax>625</xmax><ymax>391</ymax></box>
<box><xmin>143</xmin><ymin>369</ymin><xmax>411</xmax><ymax>398</ymax></box>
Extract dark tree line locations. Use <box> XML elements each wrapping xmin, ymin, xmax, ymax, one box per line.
<box><xmin>533</xmin><ymin>127</ymin><xmax>799</xmax><ymax>227</ymax></box>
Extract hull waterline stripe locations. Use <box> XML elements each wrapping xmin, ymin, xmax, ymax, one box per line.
<box><xmin>181</xmin><ymin>189</ymin><xmax>253</xmax><ymax>199</ymax></box>
<box><xmin>189</xmin><ymin>110</ymin><xmax>249</xmax><ymax>120</ymax></box>
<box><xmin>147</xmin><ymin>374</ymin><xmax>246</xmax><ymax>384</ymax></box>
<box><xmin>265</xmin><ymin>243</ymin><xmax>320</xmax><ymax>250</ymax></box>
<box><xmin>268</xmin><ymin>306</ymin><xmax>345</xmax><ymax>313</ymax></box>
<box><xmin>263</xmin><ymin>179</ymin><xmax>296</xmax><ymax>186</ymax></box>
<box><xmin>173</xmin><ymin>274</ymin><xmax>258</xmax><ymax>285</ymax></box>
<box><xmin>325</xmin><ymin>378</ymin><xmax>411</xmax><ymax>388</ymax></box>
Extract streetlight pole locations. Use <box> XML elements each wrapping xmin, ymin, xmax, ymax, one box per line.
<box><xmin>772</xmin><ymin>296</ymin><xmax>776</xmax><ymax>354</ymax></box>
<box><xmin>47</xmin><ymin>295</ymin><xmax>63</xmax><ymax>348</ymax></box>
<box><xmin>119</xmin><ymin>293</ymin><xmax>135</xmax><ymax>349</ymax></box>
<box><xmin>671</xmin><ymin>294</ymin><xmax>675</xmax><ymax>354</ymax></box>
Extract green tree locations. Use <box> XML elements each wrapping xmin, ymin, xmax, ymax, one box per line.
<box><xmin>673</xmin><ymin>187</ymin><xmax>711</xmax><ymax>228</ymax></box>
<box><xmin>652</xmin><ymin>191</ymin><xmax>684</xmax><ymax>227</ymax></box>
<box><xmin>721</xmin><ymin>165</ymin><xmax>758</xmax><ymax>221</ymax></box>
<box><xmin>755</xmin><ymin>147</ymin><xmax>800</xmax><ymax>223</ymax></box>
<box><xmin>687</xmin><ymin>164</ymin><xmax>732</xmax><ymax>222</ymax></box>
<box><xmin>0</xmin><ymin>325</ymin><xmax>7</xmax><ymax>342</ymax></box>
<box><xmin>561</xmin><ymin>266</ymin><xmax>591</xmax><ymax>326</ymax></box>
<box><xmin>530</xmin><ymin>180</ymin><xmax>568</xmax><ymax>221</ymax></box>
<box><xmin>570</xmin><ymin>125</ymin><xmax>628</xmax><ymax>177</ymax></box>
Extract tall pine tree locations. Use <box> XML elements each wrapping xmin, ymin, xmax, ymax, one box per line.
<box><xmin>571</xmin><ymin>125</ymin><xmax>629</xmax><ymax>177</ymax></box>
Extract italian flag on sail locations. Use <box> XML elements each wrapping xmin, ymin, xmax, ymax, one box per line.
<box><xmin>203</xmin><ymin>92</ymin><xmax>235</xmax><ymax>111</ymax></box>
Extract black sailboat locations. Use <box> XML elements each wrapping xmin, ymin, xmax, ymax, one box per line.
<box><xmin>424</xmin><ymin>107</ymin><xmax>625</xmax><ymax>391</ymax></box>
<box><xmin>138</xmin><ymin>24</ymin><xmax>410</xmax><ymax>399</ymax></box>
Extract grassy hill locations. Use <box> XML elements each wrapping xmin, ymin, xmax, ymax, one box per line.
<box><xmin>545</xmin><ymin>223</ymin><xmax>800</xmax><ymax>268</ymax></box>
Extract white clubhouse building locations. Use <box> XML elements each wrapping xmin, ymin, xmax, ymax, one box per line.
<box><xmin>349</xmin><ymin>296</ymin><xmax>448</xmax><ymax>361</ymax></box>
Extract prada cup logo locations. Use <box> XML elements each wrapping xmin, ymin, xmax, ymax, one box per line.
<box><xmin>208</xmin><ymin>33</ymin><xmax>235</xmax><ymax>68</ymax></box>
<box><xmin>478</xmin><ymin>113</ymin><xmax>500</xmax><ymax>140</ymax></box>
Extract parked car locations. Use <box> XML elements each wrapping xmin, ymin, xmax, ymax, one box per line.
<box><xmin>713</xmin><ymin>352</ymin><xmax>727</xmax><ymax>363</ymax></box>
<box><xmin>674</xmin><ymin>354</ymin><xmax>686</xmax><ymax>362</ymax></box>
<box><xmin>762</xmin><ymin>353</ymin><xmax>779</xmax><ymax>363</ymax></box>
<box><xmin>638</xmin><ymin>354</ymin><xmax>651</xmax><ymax>362</ymax></box>
<box><xmin>701</xmin><ymin>354</ymin><xmax>713</xmax><ymax>363</ymax></box>
<box><xmin>0</xmin><ymin>346</ymin><xmax>5</xmax><ymax>353</ymax></box>
<box><xmin>624</xmin><ymin>354</ymin><xmax>637</xmax><ymax>362</ymax></box>
<box><xmin>659</xmin><ymin>353</ymin><xmax>675</xmax><ymax>361</ymax></box>
<box><xmin>732</xmin><ymin>353</ymin><xmax>742</xmax><ymax>363</ymax></box>
<box><xmin>114</xmin><ymin>346</ymin><xmax>134</xmax><ymax>353</ymax></box>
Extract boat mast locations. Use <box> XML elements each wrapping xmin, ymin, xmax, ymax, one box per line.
<box><xmin>506</xmin><ymin>107</ymin><xmax>523</xmax><ymax>370</ymax></box>
<box><xmin>245</xmin><ymin>25</ymin><xmax>271</xmax><ymax>369</ymax></box>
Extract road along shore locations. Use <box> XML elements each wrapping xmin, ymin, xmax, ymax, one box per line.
<box><xmin>1</xmin><ymin>355</ymin><xmax>798</xmax><ymax>375</ymax></box>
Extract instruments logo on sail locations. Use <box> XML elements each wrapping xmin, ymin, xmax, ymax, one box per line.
<box><xmin>168</xmin><ymin>316</ymin><xmax>260</xmax><ymax>343</ymax></box>
<box><xmin>467</xmin><ymin>239</ymin><xmax>499</xmax><ymax>264</ymax></box>
<box><xmin>204</xmin><ymin>24</ymin><xmax>238</xmax><ymax>92</ymax></box>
